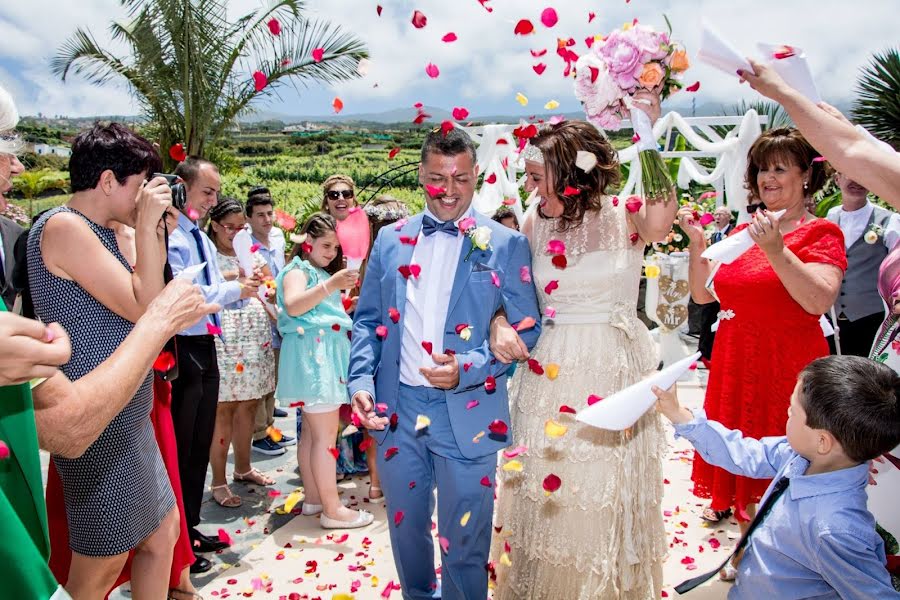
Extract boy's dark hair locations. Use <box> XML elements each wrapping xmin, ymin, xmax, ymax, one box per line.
<box><xmin>174</xmin><ymin>156</ymin><xmax>217</xmax><ymax>187</ymax></box>
<box><xmin>492</xmin><ymin>206</ymin><xmax>519</xmax><ymax>225</ymax></box>
<box><xmin>420</xmin><ymin>126</ymin><xmax>477</xmax><ymax>164</ymax></box>
<box><xmin>799</xmin><ymin>356</ymin><xmax>900</xmax><ymax>462</ymax></box>
<box><xmin>246</xmin><ymin>186</ymin><xmax>274</xmax><ymax>216</ymax></box>
<box><xmin>69</xmin><ymin>123</ymin><xmax>162</xmax><ymax>192</ymax></box>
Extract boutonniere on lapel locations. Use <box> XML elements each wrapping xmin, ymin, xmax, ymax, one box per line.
<box><xmin>458</xmin><ymin>216</ymin><xmax>492</xmax><ymax>261</ymax></box>
<box><xmin>864</xmin><ymin>223</ymin><xmax>884</xmax><ymax>245</ymax></box>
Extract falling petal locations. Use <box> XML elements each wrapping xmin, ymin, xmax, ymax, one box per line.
<box><xmin>452</xmin><ymin>106</ymin><xmax>469</xmax><ymax>121</ymax></box>
<box><xmin>491</xmin><ymin>271</ymin><xmax>500</xmax><ymax>287</ymax></box>
<box><xmin>425</xmin><ymin>184</ymin><xmax>446</xmax><ymax>197</ymax></box>
<box><xmin>415</xmin><ymin>414</ymin><xmax>431</xmax><ymax>431</ymax></box>
<box><xmin>411</xmin><ymin>10</ymin><xmax>427</xmax><ymax>28</ymax></box>
<box><xmin>439</xmin><ymin>536</ymin><xmax>450</xmax><ymax>554</ymax></box>
<box><xmin>485</xmin><ymin>173</ymin><xmax>497</xmax><ymax>184</ymax></box>
<box><xmin>575</xmin><ymin>150</ymin><xmax>597</xmax><ymax>172</ymax></box>
<box><xmin>480</xmin><ymin>475</ymin><xmax>492</xmax><ymax>487</ymax></box>
<box><xmin>515</xmin><ymin>92</ymin><xmax>529</xmax><ymax>106</ymax></box>
<box><xmin>376</xmin><ymin>325</ymin><xmax>388</xmax><ymax>339</ymax></box>
<box><xmin>502</xmin><ymin>459</ymin><xmax>523</xmax><ymax>472</ymax></box>
<box><xmin>388</xmin><ymin>307</ymin><xmax>401</xmax><ymax>323</ymax></box>
<box><xmin>544</xmin><ymin>306</ymin><xmax>556</xmax><ymax>318</ymax></box>
<box><xmin>544</xmin><ymin>100</ymin><xmax>559</xmax><ymax>110</ymax></box>
<box><xmin>502</xmin><ymin>445</ymin><xmax>528</xmax><ymax>459</ymax></box>
<box><xmin>376</xmin><ymin>5</ymin><xmax>382</xmax><ymax>16</ymax></box>
<box><xmin>168</xmin><ymin>143</ymin><xmax>186</xmax><ymax>162</ymax></box>
<box><xmin>544</xmin><ymin>280</ymin><xmax>559</xmax><ymax>294</ymax></box>
<box><xmin>388</xmin><ymin>146</ymin><xmax>401</xmax><ymax>159</ymax></box>
<box><xmin>533</xmin><ymin>63</ymin><xmax>547</xmax><ymax>75</ymax></box>
<box><xmin>540</xmin><ymin>7</ymin><xmax>559</xmax><ymax>28</ymax></box>
<box><xmin>442</xmin><ymin>32</ymin><xmax>458</xmax><ymax>42</ymax></box>
<box><xmin>625</xmin><ymin>196</ymin><xmax>643</xmax><ymax>213</ymax></box>
<box><xmin>206</xmin><ymin>323</ymin><xmax>222</xmax><ymax>336</ymax></box>
<box><xmin>385</xmin><ymin>446</ymin><xmax>400</xmax><ymax>460</ymax></box>
<box><xmin>218</xmin><ymin>528</ymin><xmax>233</xmax><ymax>545</ymax></box>
<box><xmin>520</xmin><ymin>265</ymin><xmax>532</xmax><ymax>283</ymax></box>
<box><xmin>588</xmin><ymin>11</ymin><xmax>596</xmax><ymax>22</ymax></box>
<box><xmin>356</xmin><ymin>57</ymin><xmax>372</xmax><ymax>76</ymax></box>
<box><xmin>559</xmin><ymin>405</ymin><xmax>576</xmax><ymax>414</ymax></box>
<box><xmin>460</xmin><ymin>511</ymin><xmax>471</xmax><ymax>526</ymax></box>
<box><xmin>547</xmin><ymin>239</ymin><xmax>566</xmax><ymax>255</ymax></box>
<box><xmin>187</xmin><ymin>208</ymin><xmax>200</xmax><ymax>220</ymax></box>
<box><xmin>488</xmin><ymin>419</ymin><xmax>509</xmax><ymax>435</ymax></box>
<box><xmin>500</xmin><ymin>552</ymin><xmax>512</xmax><ymax>566</ymax></box>
<box><xmin>699</xmin><ymin>213</ymin><xmax>715</xmax><ymax>226</ymax></box>
<box><xmin>562</xmin><ymin>186</ymin><xmax>580</xmax><ymax>196</ymax></box>
<box><xmin>544</xmin><ymin>419</ymin><xmax>568</xmax><ymax>439</ymax></box>
<box><xmin>425</xmin><ymin>63</ymin><xmax>440</xmax><ymax>78</ymax></box>
<box><xmin>514</xmin><ymin>19</ymin><xmax>535</xmax><ymax>35</ymax></box>
<box><xmin>686</xmin><ymin>81</ymin><xmax>701</xmax><ymax>92</ymax></box>
<box><xmin>484</xmin><ymin>376</ymin><xmax>497</xmax><ymax>392</ymax></box>
<box><xmin>312</xmin><ymin>47</ymin><xmax>324</xmax><ymax>62</ymax></box>
<box><xmin>466</xmin><ymin>399</ymin><xmax>480</xmax><ymax>410</ymax></box>
<box><xmin>253</xmin><ymin>71</ymin><xmax>267</xmax><ymax>92</ymax></box>
<box><xmin>514</xmin><ymin>316</ymin><xmax>537</xmax><ymax>331</ymax></box>
<box><xmin>328</xmin><ymin>446</ymin><xmax>340</xmax><ymax>460</ymax></box>
<box><xmin>267</xmin><ymin>18</ymin><xmax>281</xmax><ymax>36</ymax></box>
<box><xmin>542</xmin><ymin>473</ymin><xmax>562</xmax><ymax>494</ymax></box>
<box><xmin>587</xmin><ymin>394</ymin><xmax>603</xmax><ymax>405</ymax></box>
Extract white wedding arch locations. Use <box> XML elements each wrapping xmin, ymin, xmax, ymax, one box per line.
<box><xmin>462</xmin><ymin>110</ymin><xmax>768</xmax><ymax>222</ymax></box>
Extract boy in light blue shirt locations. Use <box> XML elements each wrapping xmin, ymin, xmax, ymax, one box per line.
<box><xmin>654</xmin><ymin>355</ymin><xmax>900</xmax><ymax>599</ymax></box>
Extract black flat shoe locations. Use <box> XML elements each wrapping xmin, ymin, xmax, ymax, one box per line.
<box><xmin>189</xmin><ymin>554</ymin><xmax>212</xmax><ymax>574</ymax></box>
<box><xmin>192</xmin><ymin>531</ymin><xmax>229</xmax><ymax>553</ymax></box>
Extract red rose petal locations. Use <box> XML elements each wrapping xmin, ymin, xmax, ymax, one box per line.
<box><xmin>328</xmin><ymin>447</ymin><xmax>340</xmax><ymax>460</ymax></box>
<box><xmin>686</xmin><ymin>81</ymin><xmax>701</xmax><ymax>93</ymax></box>
<box><xmin>385</xmin><ymin>446</ymin><xmax>399</xmax><ymax>460</ymax></box>
<box><xmin>485</xmin><ymin>173</ymin><xmax>497</xmax><ymax>184</ymax></box>
<box><xmin>312</xmin><ymin>47</ymin><xmax>324</xmax><ymax>63</ymax></box>
<box><xmin>527</xmin><ymin>358</ymin><xmax>544</xmax><ymax>375</ymax></box>
<box><xmin>267</xmin><ymin>18</ymin><xmax>281</xmax><ymax>36</ymax></box>
<box><xmin>559</xmin><ymin>405</ymin><xmax>577</xmax><ymax>414</ymax></box>
<box><xmin>442</xmin><ymin>32</ymin><xmax>458</xmax><ymax>43</ymax></box>
<box><xmin>544</xmin><ymin>280</ymin><xmax>559</xmax><ymax>294</ymax></box>
<box><xmin>411</xmin><ymin>10</ymin><xmax>427</xmax><ymax>28</ymax></box>
<box><xmin>563</xmin><ymin>186</ymin><xmax>580</xmax><ymax>196</ymax></box>
<box><xmin>551</xmin><ymin>255</ymin><xmax>567</xmax><ymax>269</ymax></box>
<box><xmin>533</xmin><ymin>63</ymin><xmax>547</xmax><ymax>75</ymax></box>
<box><xmin>389</xmin><ymin>307</ymin><xmax>401</xmax><ymax>323</ymax></box>
<box><xmin>421</xmin><ymin>341</ymin><xmax>433</xmax><ymax>355</ymax></box>
<box><xmin>252</xmin><ymin>71</ymin><xmax>267</xmax><ymax>92</ymax></box>
<box><xmin>587</xmin><ymin>394</ymin><xmax>603</xmax><ymax>406</ymax></box>
<box><xmin>542</xmin><ymin>473</ymin><xmax>561</xmax><ymax>493</ymax></box>
<box><xmin>389</xmin><ymin>146</ymin><xmax>401</xmax><ymax>159</ymax></box>
<box><xmin>488</xmin><ymin>419</ymin><xmax>509</xmax><ymax>435</ymax></box>
<box><xmin>425</xmin><ymin>63</ymin><xmax>440</xmax><ymax>79</ymax></box>
<box><xmin>168</xmin><ymin>143</ymin><xmax>186</xmax><ymax>162</ymax></box>
<box><xmin>484</xmin><ymin>376</ymin><xmax>496</xmax><ymax>392</ymax></box>
<box><xmin>531</xmin><ymin>48</ymin><xmax>547</xmax><ymax>57</ymax></box>
<box><xmin>514</xmin><ymin>19</ymin><xmax>535</xmax><ymax>35</ymax></box>
<box><xmin>394</xmin><ymin>510</ymin><xmax>405</xmax><ymax>526</ymax></box>
<box><xmin>540</xmin><ymin>8</ymin><xmax>558</xmax><ymax>28</ymax></box>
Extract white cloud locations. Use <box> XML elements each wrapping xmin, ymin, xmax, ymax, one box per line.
<box><xmin>0</xmin><ymin>0</ymin><xmax>897</xmax><ymax>118</ymax></box>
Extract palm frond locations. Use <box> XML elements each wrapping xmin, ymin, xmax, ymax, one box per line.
<box><xmin>852</xmin><ymin>48</ymin><xmax>900</xmax><ymax>150</ymax></box>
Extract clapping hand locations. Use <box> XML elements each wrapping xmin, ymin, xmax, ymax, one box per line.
<box><xmin>747</xmin><ymin>209</ymin><xmax>784</xmax><ymax>256</ymax></box>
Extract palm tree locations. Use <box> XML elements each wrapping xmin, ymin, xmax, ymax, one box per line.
<box><xmin>722</xmin><ymin>100</ymin><xmax>792</xmax><ymax>130</ymax></box>
<box><xmin>852</xmin><ymin>48</ymin><xmax>900</xmax><ymax>150</ymax></box>
<box><xmin>52</xmin><ymin>0</ymin><xmax>368</xmax><ymax>167</ymax></box>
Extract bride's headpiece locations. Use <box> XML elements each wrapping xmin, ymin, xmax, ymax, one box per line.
<box><xmin>521</xmin><ymin>143</ymin><xmax>544</xmax><ymax>164</ymax></box>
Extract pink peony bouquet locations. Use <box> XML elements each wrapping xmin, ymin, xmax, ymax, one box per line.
<box><xmin>574</xmin><ymin>21</ymin><xmax>690</xmax><ymax>131</ymax></box>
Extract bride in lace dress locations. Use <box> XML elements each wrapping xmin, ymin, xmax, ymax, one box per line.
<box><xmin>489</xmin><ymin>115</ymin><xmax>678</xmax><ymax>599</ymax></box>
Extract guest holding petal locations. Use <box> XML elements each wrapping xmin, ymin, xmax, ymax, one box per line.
<box><xmin>678</xmin><ymin>127</ymin><xmax>846</xmax><ymax>579</ymax></box>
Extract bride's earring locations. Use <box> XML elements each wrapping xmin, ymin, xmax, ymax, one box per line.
<box><xmin>803</xmin><ymin>180</ymin><xmax>809</xmax><ymax>191</ymax></box>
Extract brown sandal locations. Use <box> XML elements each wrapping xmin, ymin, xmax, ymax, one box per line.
<box><xmin>210</xmin><ymin>484</ymin><xmax>242</xmax><ymax>508</ymax></box>
<box><xmin>233</xmin><ymin>467</ymin><xmax>275</xmax><ymax>486</ymax></box>
<box><xmin>169</xmin><ymin>588</ymin><xmax>204</xmax><ymax>600</ymax></box>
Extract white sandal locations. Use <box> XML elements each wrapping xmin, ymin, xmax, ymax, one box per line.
<box><xmin>301</xmin><ymin>497</ymin><xmax>350</xmax><ymax>516</ymax></box>
<box><xmin>320</xmin><ymin>509</ymin><xmax>374</xmax><ymax>529</ymax></box>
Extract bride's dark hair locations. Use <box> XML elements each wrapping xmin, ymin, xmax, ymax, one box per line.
<box><xmin>532</xmin><ymin>120</ymin><xmax>621</xmax><ymax>231</ymax></box>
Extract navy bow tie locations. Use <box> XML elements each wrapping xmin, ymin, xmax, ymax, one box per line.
<box><xmin>422</xmin><ymin>215</ymin><xmax>459</xmax><ymax>237</ymax></box>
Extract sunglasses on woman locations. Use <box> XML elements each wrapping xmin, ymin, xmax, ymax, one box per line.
<box><xmin>326</xmin><ymin>189</ymin><xmax>355</xmax><ymax>200</ymax></box>
<box><xmin>746</xmin><ymin>202</ymin><xmax>767</xmax><ymax>214</ymax></box>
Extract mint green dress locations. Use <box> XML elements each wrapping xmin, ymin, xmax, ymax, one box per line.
<box><xmin>275</xmin><ymin>258</ymin><xmax>353</xmax><ymax>408</ymax></box>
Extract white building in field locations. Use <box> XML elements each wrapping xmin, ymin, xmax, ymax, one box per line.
<box><xmin>31</xmin><ymin>143</ymin><xmax>71</xmax><ymax>158</ymax></box>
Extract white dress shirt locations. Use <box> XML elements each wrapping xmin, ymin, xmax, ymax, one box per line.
<box><xmin>828</xmin><ymin>201</ymin><xmax>900</xmax><ymax>250</ymax></box>
<box><xmin>399</xmin><ymin>207</ymin><xmax>471</xmax><ymax>387</ymax></box>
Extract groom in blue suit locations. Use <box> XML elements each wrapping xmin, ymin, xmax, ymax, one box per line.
<box><xmin>349</xmin><ymin>127</ymin><xmax>541</xmax><ymax>599</ymax></box>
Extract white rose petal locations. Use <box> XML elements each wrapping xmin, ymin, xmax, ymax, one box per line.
<box><xmin>575</xmin><ymin>150</ymin><xmax>598</xmax><ymax>172</ymax></box>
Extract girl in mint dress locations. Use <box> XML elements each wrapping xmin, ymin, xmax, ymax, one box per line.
<box><xmin>275</xmin><ymin>213</ymin><xmax>373</xmax><ymax>529</ymax></box>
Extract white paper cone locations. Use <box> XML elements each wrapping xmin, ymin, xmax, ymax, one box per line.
<box><xmin>576</xmin><ymin>352</ymin><xmax>702</xmax><ymax>431</ymax></box>
<box><xmin>175</xmin><ymin>262</ymin><xmax>207</xmax><ymax>282</ymax></box>
<box><xmin>697</xmin><ymin>20</ymin><xmax>753</xmax><ymax>78</ymax></box>
<box><xmin>701</xmin><ymin>210</ymin><xmax>785</xmax><ymax>264</ymax></box>
<box><xmin>757</xmin><ymin>43</ymin><xmax>821</xmax><ymax>104</ymax></box>
<box><xmin>346</xmin><ymin>257</ymin><xmax>363</xmax><ymax>270</ymax></box>
<box><xmin>232</xmin><ymin>229</ymin><xmax>256</xmax><ymax>276</ymax></box>
<box><xmin>818</xmin><ymin>315</ymin><xmax>834</xmax><ymax>337</ymax></box>
<box><xmin>868</xmin><ymin>446</ymin><xmax>900</xmax><ymax>538</ymax></box>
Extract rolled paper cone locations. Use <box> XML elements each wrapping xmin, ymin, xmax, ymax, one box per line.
<box><xmin>757</xmin><ymin>43</ymin><xmax>821</xmax><ymax>103</ymax></box>
<box><xmin>232</xmin><ymin>229</ymin><xmax>256</xmax><ymax>276</ymax></box>
<box><xmin>346</xmin><ymin>257</ymin><xmax>363</xmax><ymax>270</ymax></box>
<box><xmin>175</xmin><ymin>261</ymin><xmax>208</xmax><ymax>282</ymax></box>
<box><xmin>701</xmin><ymin>209</ymin><xmax>785</xmax><ymax>264</ymax></box>
<box><xmin>868</xmin><ymin>445</ymin><xmax>900</xmax><ymax>538</ymax></box>
<box><xmin>818</xmin><ymin>315</ymin><xmax>834</xmax><ymax>337</ymax></box>
<box><xmin>697</xmin><ymin>20</ymin><xmax>753</xmax><ymax>78</ymax></box>
<box><xmin>576</xmin><ymin>352</ymin><xmax>702</xmax><ymax>431</ymax></box>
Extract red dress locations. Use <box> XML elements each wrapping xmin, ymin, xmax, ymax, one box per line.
<box><xmin>691</xmin><ymin>220</ymin><xmax>846</xmax><ymax>518</ymax></box>
<box><xmin>47</xmin><ymin>374</ymin><xmax>194</xmax><ymax>592</ymax></box>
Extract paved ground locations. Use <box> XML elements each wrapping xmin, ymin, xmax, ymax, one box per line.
<box><xmin>45</xmin><ymin>348</ymin><xmax>738</xmax><ymax>599</ymax></box>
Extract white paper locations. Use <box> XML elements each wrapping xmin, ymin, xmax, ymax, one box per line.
<box><xmin>757</xmin><ymin>43</ymin><xmax>821</xmax><ymax>104</ymax></box>
<box><xmin>697</xmin><ymin>20</ymin><xmax>753</xmax><ymax>78</ymax></box>
<box><xmin>819</xmin><ymin>314</ymin><xmax>835</xmax><ymax>337</ymax></box>
<box><xmin>701</xmin><ymin>210</ymin><xmax>786</xmax><ymax>264</ymax></box>
<box><xmin>868</xmin><ymin>446</ymin><xmax>900</xmax><ymax>539</ymax></box>
<box><xmin>175</xmin><ymin>262</ymin><xmax>207</xmax><ymax>282</ymax></box>
<box><xmin>576</xmin><ymin>352</ymin><xmax>702</xmax><ymax>431</ymax></box>
<box><xmin>231</xmin><ymin>229</ymin><xmax>256</xmax><ymax>276</ymax></box>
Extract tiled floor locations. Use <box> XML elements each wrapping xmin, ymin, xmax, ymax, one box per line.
<box><xmin>45</xmin><ymin>364</ymin><xmax>736</xmax><ymax>599</ymax></box>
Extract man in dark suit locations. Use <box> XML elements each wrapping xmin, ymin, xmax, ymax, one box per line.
<box><xmin>698</xmin><ymin>207</ymin><xmax>734</xmax><ymax>362</ymax></box>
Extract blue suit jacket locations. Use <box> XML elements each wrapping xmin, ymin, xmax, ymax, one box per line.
<box><xmin>348</xmin><ymin>212</ymin><xmax>541</xmax><ymax>459</ymax></box>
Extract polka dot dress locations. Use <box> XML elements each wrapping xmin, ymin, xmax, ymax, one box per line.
<box><xmin>27</xmin><ymin>207</ymin><xmax>174</xmax><ymax>557</ymax></box>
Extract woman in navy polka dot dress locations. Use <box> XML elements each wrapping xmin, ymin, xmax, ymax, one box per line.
<box><xmin>27</xmin><ymin>124</ymin><xmax>180</xmax><ymax>599</ymax></box>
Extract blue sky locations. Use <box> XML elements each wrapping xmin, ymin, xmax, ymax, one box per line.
<box><xmin>0</xmin><ymin>0</ymin><xmax>897</xmax><ymax>120</ymax></box>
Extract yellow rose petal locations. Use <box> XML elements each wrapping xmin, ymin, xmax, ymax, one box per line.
<box><xmin>515</xmin><ymin>92</ymin><xmax>528</xmax><ymax>106</ymax></box>
<box><xmin>500</xmin><ymin>552</ymin><xmax>512</xmax><ymax>566</ymax></box>
<box><xmin>544</xmin><ymin>100</ymin><xmax>559</xmax><ymax>110</ymax></box>
<box><xmin>502</xmin><ymin>459</ymin><xmax>523</xmax><ymax>472</ymax></box>
<box><xmin>332</xmin><ymin>595</ymin><xmax>355</xmax><ymax>600</ymax></box>
<box><xmin>283</xmin><ymin>488</ymin><xmax>305</xmax><ymax>513</ymax></box>
<box><xmin>545</xmin><ymin>363</ymin><xmax>560</xmax><ymax>380</ymax></box>
<box><xmin>644</xmin><ymin>264</ymin><xmax>660</xmax><ymax>279</ymax></box>
<box><xmin>544</xmin><ymin>419</ymin><xmax>568</xmax><ymax>439</ymax></box>
<box><xmin>415</xmin><ymin>414</ymin><xmax>431</xmax><ymax>431</ymax></box>
<box><xmin>459</xmin><ymin>326</ymin><xmax>472</xmax><ymax>341</ymax></box>
<box><xmin>460</xmin><ymin>511</ymin><xmax>471</xmax><ymax>527</ymax></box>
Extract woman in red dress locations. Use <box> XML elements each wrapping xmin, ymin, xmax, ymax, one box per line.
<box><xmin>678</xmin><ymin>128</ymin><xmax>846</xmax><ymax>569</ymax></box>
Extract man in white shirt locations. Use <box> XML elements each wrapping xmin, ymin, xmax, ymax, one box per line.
<box><xmin>826</xmin><ymin>173</ymin><xmax>900</xmax><ymax>356</ymax></box>
<box><xmin>348</xmin><ymin>128</ymin><xmax>541</xmax><ymax>599</ymax></box>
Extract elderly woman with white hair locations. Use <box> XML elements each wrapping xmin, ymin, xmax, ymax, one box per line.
<box><xmin>0</xmin><ymin>88</ymin><xmax>25</xmax><ymax>309</ymax></box>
